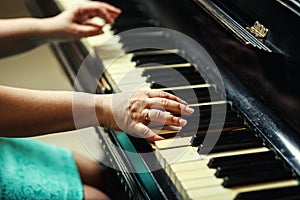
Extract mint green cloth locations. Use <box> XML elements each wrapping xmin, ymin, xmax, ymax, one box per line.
<box><xmin>0</xmin><ymin>137</ymin><xmax>83</xmax><ymax>200</ymax></box>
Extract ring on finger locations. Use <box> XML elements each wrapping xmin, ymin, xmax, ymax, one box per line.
<box><xmin>145</xmin><ymin>109</ymin><xmax>151</xmax><ymax>125</ymax></box>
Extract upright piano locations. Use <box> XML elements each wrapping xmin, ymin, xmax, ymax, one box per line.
<box><xmin>26</xmin><ymin>0</ymin><xmax>300</xmax><ymax>199</ymax></box>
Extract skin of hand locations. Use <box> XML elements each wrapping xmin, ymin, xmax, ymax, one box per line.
<box><xmin>43</xmin><ymin>1</ymin><xmax>121</xmax><ymax>40</ymax></box>
<box><xmin>95</xmin><ymin>91</ymin><xmax>194</xmax><ymax>142</ymax></box>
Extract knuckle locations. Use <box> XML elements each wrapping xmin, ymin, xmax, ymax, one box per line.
<box><xmin>130</xmin><ymin>113</ymin><xmax>137</xmax><ymax>121</ymax></box>
<box><xmin>161</xmin><ymin>98</ymin><xmax>168</xmax><ymax>107</ymax></box>
<box><xmin>129</xmin><ymin>97</ymin><xmax>139</xmax><ymax>104</ymax></box>
<box><xmin>160</xmin><ymin>91</ymin><xmax>167</xmax><ymax>97</ymax></box>
<box><xmin>177</xmin><ymin>103</ymin><xmax>182</xmax><ymax>110</ymax></box>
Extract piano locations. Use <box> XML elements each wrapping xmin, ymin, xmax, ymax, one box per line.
<box><xmin>26</xmin><ymin>0</ymin><xmax>300</xmax><ymax>199</ymax></box>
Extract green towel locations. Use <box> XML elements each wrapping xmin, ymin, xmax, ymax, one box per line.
<box><xmin>0</xmin><ymin>137</ymin><xmax>83</xmax><ymax>200</ymax></box>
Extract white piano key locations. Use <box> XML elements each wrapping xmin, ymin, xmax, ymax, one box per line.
<box><xmin>156</xmin><ymin>146</ymin><xmax>201</xmax><ymax>170</ymax></box>
<box><xmin>155</xmin><ymin>137</ymin><xmax>192</xmax><ymax>149</ymax></box>
<box><xmin>181</xmin><ymin>176</ymin><xmax>223</xmax><ymax>192</ymax></box>
<box><xmin>156</xmin><ymin>141</ymin><xmax>270</xmax><ymax>199</ymax></box>
<box><xmin>186</xmin><ymin>180</ymin><xmax>299</xmax><ymax>200</ymax></box>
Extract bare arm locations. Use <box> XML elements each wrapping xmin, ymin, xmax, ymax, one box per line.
<box><xmin>0</xmin><ymin>85</ymin><xmax>101</xmax><ymax>137</ymax></box>
<box><xmin>0</xmin><ymin>86</ymin><xmax>193</xmax><ymax>142</ymax></box>
<box><xmin>0</xmin><ymin>1</ymin><xmax>121</xmax><ymax>57</ymax></box>
<box><xmin>0</xmin><ymin>18</ymin><xmax>51</xmax><ymax>57</ymax></box>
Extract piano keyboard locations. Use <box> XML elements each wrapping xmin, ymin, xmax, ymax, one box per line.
<box><xmin>55</xmin><ymin>0</ymin><xmax>300</xmax><ymax>199</ymax></box>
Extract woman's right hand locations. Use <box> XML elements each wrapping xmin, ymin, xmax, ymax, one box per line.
<box><xmin>44</xmin><ymin>1</ymin><xmax>121</xmax><ymax>40</ymax></box>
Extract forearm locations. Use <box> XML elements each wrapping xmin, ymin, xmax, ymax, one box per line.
<box><xmin>0</xmin><ymin>2</ymin><xmax>122</xmax><ymax>58</ymax></box>
<box><xmin>0</xmin><ymin>85</ymin><xmax>106</xmax><ymax>137</ymax></box>
<box><xmin>0</xmin><ymin>18</ymin><xmax>54</xmax><ymax>57</ymax></box>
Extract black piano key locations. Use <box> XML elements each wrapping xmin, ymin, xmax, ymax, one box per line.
<box><xmin>234</xmin><ymin>186</ymin><xmax>300</xmax><ymax>200</ymax></box>
<box><xmin>150</xmin><ymin>78</ymin><xmax>205</xmax><ymax>89</ymax></box>
<box><xmin>145</xmin><ymin>70</ymin><xmax>204</xmax><ymax>83</ymax></box>
<box><xmin>189</xmin><ymin>108</ymin><xmax>238</xmax><ymax>119</ymax></box>
<box><xmin>194</xmin><ymin>102</ymin><xmax>232</xmax><ymax>114</ymax></box>
<box><xmin>128</xmin><ymin>48</ymin><xmax>165</xmax><ymax>54</ymax></box>
<box><xmin>191</xmin><ymin>129</ymin><xmax>254</xmax><ymax>146</ymax></box>
<box><xmin>222</xmin><ymin>168</ymin><xmax>293</xmax><ymax>188</ymax></box>
<box><xmin>194</xmin><ymin>110</ymin><xmax>238</xmax><ymax>121</ymax></box>
<box><xmin>175</xmin><ymin>95</ymin><xmax>212</xmax><ymax>104</ymax></box>
<box><xmin>182</xmin><ymin>119</ymin><xmax>246</xmax><ymax>135</ymax></box>
<box><xmin>142</xmin><ymin>66</ymin><xmax>194</xmax><ymax>76</ymax></box>
<box><xmin>167</xmin><ymin>87</ymin><xmax>212</xmax><ymax>98</ymax></box>
<box><xmin>186</xmin><ymin>111</ymin><xmax>244</xmax><ymax>126</ymax></box>
<box><xmin>146</xmin><ymin>73</ymin><xmax>203</xmax><ymax>84</ymax></box>
<box><xmin>198</xmin><ymin>136</ymin><xmax>263</xmax><ymax>154</ymax></box>
<box><xmin>176</xmin><ymin>102</ymin><xmax>231</xmax><ymax>118</ymax></box>
<box><xmin>142</xmin><ymin>67</ymin><xmax>202</xmax><ymax>80</ymax></box>
<box><xmin>185</xmin><ymin>116</ymin><xmax>242</xmax><ymax>132</ymax></box>
<box><xmin>164</xmin><ymin>87</ymin><xmax>217</xmax><ymax>104</ymax></box>
<box><xmin>121</xmin><ymin>36</ymin><xmax>171</xmax><ymax>50</ymax></box>
<box><xmin>207</xmin><ymin>151</ymin><xmax>276</xmax><ymax>168</ymax></box>
<box><xmin>215</xmin><ymin>159</ymin><xmax>284</xmax><ymax>178</ymax></box>
<box><xmin>186</xmin><ymin>116</ymin><xmax>244</xmax><ymax>127</ymax></box>
<box><xmin>132</xmin><ymin>53</ymin><xmax>187</xmax><ymax>65</ymax></box>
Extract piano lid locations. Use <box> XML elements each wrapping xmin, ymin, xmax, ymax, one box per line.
<box><xmin>180</xmin><ymin>0</ymin><xmax>300</xmax><ymax>136</ymax></box>
<box><xmin>202</xmin><ymin>0</ymin><xmax>300</xmax><ymax>57</ymax></box>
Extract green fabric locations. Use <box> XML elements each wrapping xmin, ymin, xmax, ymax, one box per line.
<box><xmin>0</xmin><ymin>137</ymin><xmax>83</xmax><ymax>200</ymax></box>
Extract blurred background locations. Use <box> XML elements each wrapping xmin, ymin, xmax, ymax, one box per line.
<box><xmin>0</xmin><ymin>0</ymin><xmax>97</xmax><ymax>160</ymax></box>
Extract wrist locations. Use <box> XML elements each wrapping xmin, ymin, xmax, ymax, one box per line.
<box><xmin>33</xmin><ymin>17</ymin><xmax>60</xmax><ymax>42</ymax></box>
<box><xmin>95</xmin><ymin>94</ymin><xmax>113</xmax><ymax>128</ymax></box>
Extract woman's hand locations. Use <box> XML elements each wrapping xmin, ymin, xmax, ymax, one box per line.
<box><xmin>45</xmin><ymin>1</ymin><xmax>121</xmax><ymax>40</ymax></box>
<box><xmin>96</xmin><ymin>91</ymin><xmax>194</xmax><ymax>142</ymax></box>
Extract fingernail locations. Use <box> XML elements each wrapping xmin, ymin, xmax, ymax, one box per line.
<box><xmin>185</xmin><ymin>106</ymin><xmax>194</xmax><ymax>114</ymax></box>
<box><xmin>149</xmin><ymin>135</ymin><xmax>165</xmax><ymax>142</ymax></box>
<box><xmin>181</xmin><ymin>99</ymin><xmax>188</xmax><ymax>105</ymax></box>
<box><xmin>179</xmin><ymin>119</ymin><xmax>187</xmax><ymax>126</ymax></box>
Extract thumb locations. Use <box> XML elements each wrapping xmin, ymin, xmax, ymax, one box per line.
<box><xmin>73</xmin><ymin>24</ymin><xmax>104</xmax><ymax>37</ymax></box>
<box><xmin>131</xmin><ymin>123</ymin><xmax>164</xmax><ymax>142</ymax></box>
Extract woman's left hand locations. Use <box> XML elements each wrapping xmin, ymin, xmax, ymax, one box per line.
<box><xmin>97</xmin><ymin>90</ymin><xmax>194</xmax><ymax>142</ymax></box>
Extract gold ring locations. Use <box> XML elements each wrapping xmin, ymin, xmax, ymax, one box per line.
<box><xmin>145</xmin><ymin>109</ymin><xmax>151</xmax><ymax>125</ymax></box>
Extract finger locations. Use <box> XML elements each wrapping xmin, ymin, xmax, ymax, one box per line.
<box><xmin>147</xmin><ymin>98</ymin><xmax>194</xmax><ymax>115</ymax></box>
<box><xmin>147</xmin><ymin>91</ymin><xmax>188</xmax><ymax>105</ymax></box>
<box><xmin>78</xmin><ymin>2</ymin><xmax>121</xmax><ymax>23</ymax></box>
<box><xmin>77</xmin><ymin>8</ymin><xmax>114</xmax><ymax>24</ymax></box>
<box><xmin>73</xmin><ymin>24</ymin><xmax>104</xmax><ymax>37</ymax></box>
<box><xmin>131</xmin><ymin>123</ymin><xmax>164</xmax><ymax>142</ymax></box>
<box><xmin>148</xmin><ymin>109</ymin><xmax>187</xmax><ymax>127</ymax></box>
<box><xmin>84</xmin><ymin>19</ymin><xmax>104</xmax><ymax>29</ymax></box>
<box><xmin>148</xmin><ymin>135</ymin><xmax>165</xmax><ymax>143</ymax></box>
<box><xmin>163</xmin><ymin>115</ymin><xmax>188</xmax><ymax>127</ymax></box>
<box><xmin>79</xmin><ymin>2</ymin><xmax>121</xmax><ymax>15</ymax></box>
<box><xmin>93</xmin><ymin>2</ymin><xmax>122</xmax><ymax>15</ymax></box>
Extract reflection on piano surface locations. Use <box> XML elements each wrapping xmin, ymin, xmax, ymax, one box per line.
<box><xmin>26</xmin><ymin>0</ymin><xmax>300</xmax><ymax>199</ymax></box>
